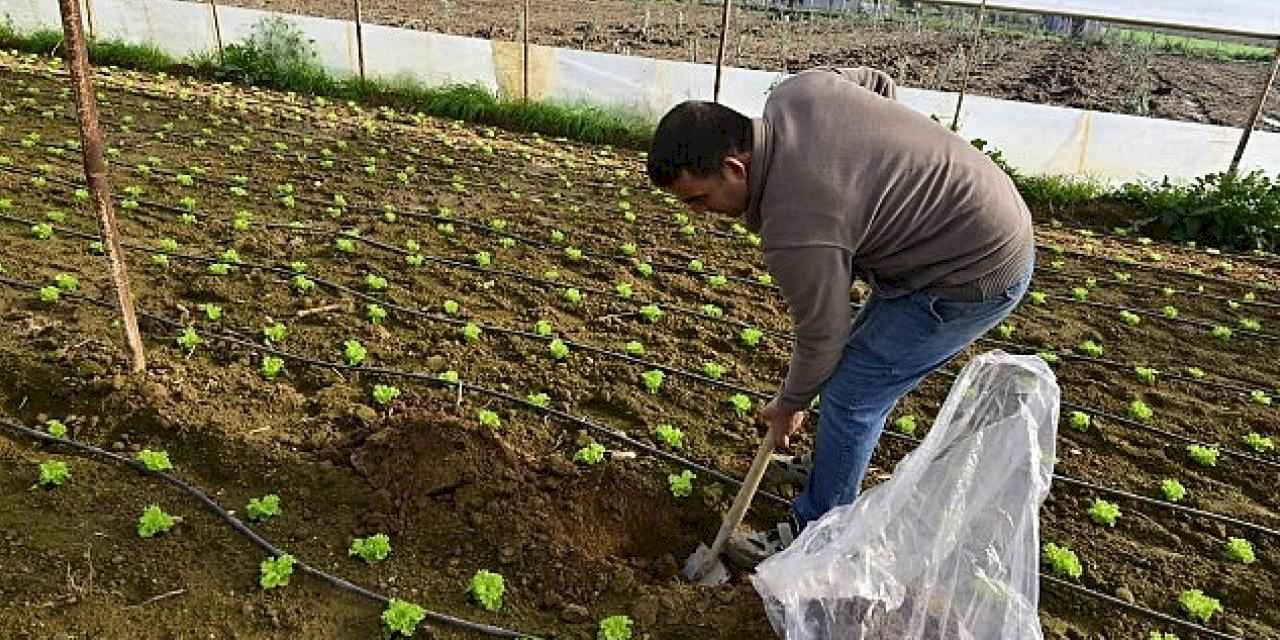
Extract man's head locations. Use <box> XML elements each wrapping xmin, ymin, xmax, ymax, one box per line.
<box><xmin>646</xmin><ymin>101</ymin><xmax>753</xmax><ymax>216</ymax></box>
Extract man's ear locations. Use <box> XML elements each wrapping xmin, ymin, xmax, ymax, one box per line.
<box><xmin>723</xmin><ymin>156</ymin><xmax>748</xmax><ymax>180</ymax></box>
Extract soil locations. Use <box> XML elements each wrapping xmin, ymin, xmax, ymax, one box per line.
<box><xmin>184</xmin><ymin>0</ymin><xmax>1280</xmax><ymax>132</ymax></box>
<box><xmin>1</xmin><ymin>52</ymin><xmax>1279</xmax><ymax>639</ymax></box>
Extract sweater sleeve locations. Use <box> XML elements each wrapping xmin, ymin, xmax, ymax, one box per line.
<box><xmin>832</xmin><ymin>67</ymin><xmax>897</xmax><ymax>100</ymax></box>
<box><xmin>765</xmin><ymin>246</ymin><xmax>854</xmax><ymax>412</ymax></box>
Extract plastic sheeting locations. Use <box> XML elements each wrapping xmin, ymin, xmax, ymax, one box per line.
<box><xmin>2</xmin><ymin>0</ymin><xmax>1278</xmax><ymax>182</ymax></box>
<box><xmin>936</xmin><ymin>0</ymin><xmax>1280</xmax><ymax>38</ymax></box>
<box><xmin>752</xmin><ymin>351</ymin><xmax>1060</xmax><ymax>640</ymax></box>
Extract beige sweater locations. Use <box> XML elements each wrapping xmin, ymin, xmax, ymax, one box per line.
<box><xmin>747</xmin><ymin>67</ymin><xmax>1034</xmax><ymax>411</ymax></box>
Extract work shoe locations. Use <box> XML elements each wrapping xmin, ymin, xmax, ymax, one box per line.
<box><xmin>764</xmin><ymin>451</ymin><xmax>813</xmax><ymax>487</ymax></box>
<box><xmin>724</xmin><ymin>514</ymin><xmax>803</xmax><ymax>569</ymax></box>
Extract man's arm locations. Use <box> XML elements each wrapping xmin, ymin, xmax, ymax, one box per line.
<box><xmin>829</xmin><ymin>66</ymin><xmax>897</xmax><ymax>100</ymax></box>
<box><xmin>765</xmin><ymin>246</ymin><xmax>854</xmax><ymax>412</ymax></box>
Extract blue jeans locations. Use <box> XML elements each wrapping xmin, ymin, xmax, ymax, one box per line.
<box><xmin>792</xmin><ymin>262</ymin><xmax>1034</xmax><ymax>528</ymax></box>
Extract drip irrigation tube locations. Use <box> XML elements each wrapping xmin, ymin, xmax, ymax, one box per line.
<box><xmin>0</xmin><ymin>416</ymin><xmax>537</xmax><ymax>639</ymax></box>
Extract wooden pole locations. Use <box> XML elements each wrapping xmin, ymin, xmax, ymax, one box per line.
<box><xmin>522</xmin><ymin>0</ymin><xmax>531</xmax><ymax>102</ymax></box>
<box><xmin>713</xmin><ymin>0</ymin><xmax>732</xmax><ymax>102</ymax></box>
<box><xmin>55</xmin><ymin>0</ymin><xmax>146</xmax><ymax>374</ymax></box>
<box><xmin>353</xmin><ymin>0</ymin><xmax>366</xmax><ymax>81</ymax></box>
<box><xmin>209</xmin><ymin>0</ymin><xmax>225</xmax><ymax>64</ymax></box>
<box><xmin>1229</xmin><ymin>39</ymin><xmax>1280</xmax><ymax>174</ymax></box>
<box><xmin>949</xmin><ymin>0</ymin><xmax>987</xmax><ymax>132</ymax></box>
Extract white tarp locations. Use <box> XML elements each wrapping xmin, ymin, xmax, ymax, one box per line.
<box><xmin>1</xmin><ymin>0</ymin><xmax>1277</xmax><ymax>182</ymax></box>
<box><xmin>936</xmin><ymin>0</ymin><xmax>1280</xmax><ymax>38</ymax></box>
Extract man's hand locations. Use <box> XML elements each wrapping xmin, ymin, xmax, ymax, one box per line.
<box><xmin>760</xmin><ymin>396</ymin><xmax>805</xmax><ymax>449</ymax></box>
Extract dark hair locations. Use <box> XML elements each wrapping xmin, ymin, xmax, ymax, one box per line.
<box><xmin>646</xmin><ymin>101</ymin><xmax>753</xmax><ymax>187</ymax></box>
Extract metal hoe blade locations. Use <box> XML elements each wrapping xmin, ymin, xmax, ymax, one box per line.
<box><xmin>682</xmin><ymin>542</ymin><xmax>730</xmax><ymax>586</ymax></box>
<box><xmin>681</xmin><ymin>431</ymin><xmax>777</xmax><ymax>586</ymax></box>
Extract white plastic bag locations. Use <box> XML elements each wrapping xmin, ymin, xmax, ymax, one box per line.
<box><xmin>753</xmin><ymin>351</ymin><xmax>1060</xmax><ymax>640</ymax></box>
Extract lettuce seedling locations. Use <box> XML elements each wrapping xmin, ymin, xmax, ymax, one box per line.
<box><xmin>625</xmin><ymin>341</ymin><xmax>645</xmax><ymax>356</ymax></box>
<box><xmin>39</xmin><ymin>286</ymin><xmax>60</xmax><ymax>304</ymax></box>
<box><xmin>620</xmin><ymin>242</ymin><xmax>637</xmax><ymax>257</ymax></box>
<box><xmin>469</xmin><ymin>570</ymin><xmax>506</xmax><ymax>611</ymax></box>
<box><xmin>739</xmin><ymin>327</ymin><xmax>764</xmax><ymax>348</ymax></box>
<box><xmin>1071</xmin><ymin>287</ymin><xmax>1088</xmax><ymax>302</ymax></box>
<box><xmin>261</xmin><ymin>356</ymin><xmax>285</xmax><ymax>380</ymax></box>
<box><xmin>1087</xmin><ymin>499</ymin><xmax>1120</xmax><ymax>526</ymax></box>
<box><xmin>1187</xmin><ymin>445</ymin><xmax>1218</xmax><ymax>467</ymax></box>
<box><xmin>1078</xmin><ymin>340</ymin><xmax>1103</xmax><ymax>357</ymax></box>
<box><xmin>1251</xmin><ymin>390</ymin><xmax>1273</xmax><ymax>406</ymax></box>
<box><xmin>478</xmin><ymin>410</ymin><xmax>502</xmax><ymax>429</ymax></box>
<box><xmin>176</xmin><ymin>327</ymin><xmax>202</xmax><ymax>352</ymax></box>
<box><xmin>549</xmin><ymin>229</ymin><xmax>566</xmax><ymax>244</ymax></box>
<box><xmin>702</xmin><ymin>362</ymin><xmax>725</xmax><ymax>380</ymax></box>
<box><xmin>207</xmin><ymin>262</ymin><xmax>230</xmax><ymax>275</ymax></box>
<box><xmin>46</xmin><ymin>210</ymin><xmax>66</xmax><ymax>223</ymax></box>
<box><xmin>756</xmin><ymin>273</ymin><xmax>774</xmax><ymax>285</ymax></box>
<box><xmin>350</xmin><ymin>533</ymin><xmax>392</xmax><ymax>563</ymax></box>
<box><xmin>575</xmin><ymin>442</ymin><xmax>606</xmax><ymax>465</ymax></box>
<box><xmin>701</xmin><ymin>304</ymin><xmax>724</xmax><ymax>318</ymax></box>
<box><xmin>137</xmin><ymin>449</ymin><xmax>173</xmax><ymax>472</ymax></box>
<box><xmin>994</xmin><ymin>323</ymin><xmax>1014</xmax><ymax>339</ymax></box>
<box><xmin>527</xmin><ymin>392</ymin><xmax>550</xmax><ymax>408</ymax></box>
<box><xmin>562</xmin><ymin>288</ymin><xmax>583</xmax><ymax>305</ymax></box>
<box><xmin>668</xmin><ymin>471</ymin><xmax>695</xmax><ymax>498</ymax></box>
<box><xmin>1178</xmin><ymin>589</ymin><xmax>1222</xmax><ymax>624</ymax></box>
<box><xmin>54</xmin><ymin>273</ymin><xmax>78</xmax><ymax>292</ymax></box>
<box><xmin>31</xmin><ymin>223</ymin><xmax>54</xmax><ymax>240</ymax></box>
<box><xmin>137</xmin><ymin>505</ymin><xmax>181</xmax><ymax>538</ymax></box>
<box><xmin>246</xmin><ymin>495</ymin><xmax>281</xmax><ymax>521</ymax></box>
<box><xmin>636</xmin><ymin>262</ymin><xmax>654</xmax><ymax>278</ymax></box>
<box><xmin>1135</xmin><ymin>367</ymin><xmax>1157</xmax><ymax>385</ymax></box>
<box><xmin>894</xmin><ymin>415</ymin><xmax>917</xmax><ymax>435</ymax></box>
<box><xmin>688</xmin><ymin>259</ymin><xmax>705</xmax><ymax>272</ymax></box>
<box><xmin>549</xmin><ymin>338</ymin><xmax>573</xmax><ymax>360</ymax></box>
<box><xmin>1239</xmin><ymin>318</ymin><xmax>1263</xmax><ymax>332</ymax></box>
<box><xmin>1210</xmin><ymin>325</ymin><xmax>1232</xmax><ymax>341</ymax></box>
<box><xmin>1160</xmin><ymin>478</ymin><xmax>1186</xmax><ymax>502</ymax></box>
<box><xmin>729</xmin><ymin>394</ymin><xmax>753</xmax><ymax>417</ymax></box>
<box><xmin>372</xmin><ymin>385</ymin><xmax>401</xmax><ymax>406</ymax></box>
<box><xmin>1128</xmin><ymin>400</ymin><xmax>1153</xmax><ymax>422</ymax></box>
<box><xmin>598</xmin><ymin>615</ymin><xmax>634</xmax><ymax>640</ymax></box>
<box><xmin>367</xmin><ymin>304</ymin><xmax>388</xmax><ymax>324</ymax></box>
<box><xmin>344</xmin><ymin>339</ymin><xmax>368</xmax><ymax>366</ymax></box>
<box><xmin>443</xmin><ymin>299</ymin><xmax>461</xmax><ymax>316</ymax></box>
<box><xmin>1041</xmin><ymin>542</ymin><xmax>1082</xmax><ymax>579</ymax></box>
<box><xmin>1162</xmin><ymin>305</ymin><xmax>1179</xmax><ymax>319</ymax></box>
<box><xmin>641</xmin><ymin>370</ymin><xmax>665</xmax><ymax>394</ymax></box>
<box><xmin>198</xmin><ymin>303</ymin><xmax>223</xmax><ymax>321</ymax></box>
<box><xmin>36</xmin><ymin>460</ymin><xmax>70</xmax><ymax>488</ymax></box>
<box><xmin>382</xmin><ymin>599</ymin><xmax>426</xmax><ymax>637</ymax></box>
<box><xmin>474</xmin><ymin>251</ymin><xmax>492</xmax><ymax>267</ymax></box>
<box><xmin>46</xmin><ymin>419</ymin><xmax>67</xmax><ymax>438</ymax></box>
<box><xmin>365</xmin><ymin>274</ymin><xmax>388</xmax><ymax>291</ymax></box>
<box><xmin>1243</xmin><ymin>432</ymin><xmax>1274</xmax><ymax>453</ymax></box>
<box><xmin>1038</xmin><ymin>351</ymin><xmax>1060</xmax><ymax>365</ymax></box>
<box><xmin>706</xmin><ymin>274</ymin><xmax>727</xmax><ymax>288</ymax></box>
<box><xmin>533</xmin><ymin>320</ymin><xmax>553</xmax><ymax>337</ymax></box>
<box><xmin>615</xmin><ymin>282</ymin><xmax>634</xmax><ymax>299</ymax></box>
<box><xmin>654</xmin><ymin>424</ymin><xmax>685</xmax><ymax>449</ymax></box>
<box><xmin>564</xmin><ymin>247</ymin><xmax>584</xmax><ymax>262</ymax></box>
<box><xmin>292</xmin><ymin>275</ymin><xmax>316</xmax><ymax>293</ymax></box>
<box><xmin>461</xmin><ymin>323</ymin><xmax>483</xmax><ymax>343</ymax></box>
<box><xmin>233</xmin><ymin>211</ymin><xmax>253</xmax><ymax>230</ymax></box>
<box><xmin>639</xmin><ymin>304</ymin><xmax>663</xmax><ymax>323</ymax></box>
<box><xmin>263</xmin><ymin>322</ymin><xmax>287</xmax><ymax>343</ymax></box>
<box><xmin>1225</xmin><ymin>537</ymin><xmax>1255</xmax><ymax>564</ymax></box>
<box><xmin>1068</xmin><ymin>411</ymin><xmax>1091</xmax><ymax>432</ymax></box>
<box><xmin>1119</xmin><ymin>310</ymin><xmax>1141</xmax><ymax>327</ymax></box>
<box><xmin>260</xmin><ymin>554</ymin><xmax>295</xmax><ymax>590</ymax></box>
<box><xmin>439</xmin><ymin>370</ymin><xmax>460</xmax><ymax>384</ymax></box>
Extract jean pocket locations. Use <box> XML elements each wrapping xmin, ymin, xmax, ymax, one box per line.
<box><xmin>911</xmin><ymin>292</ymin><xmax>949</xmax><ymax>324</ymax></box>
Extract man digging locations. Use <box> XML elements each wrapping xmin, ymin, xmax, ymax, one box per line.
<box><xmin>646</xmin><ymin>67</ymin><xmax>1034</xmax><ymax>567</ymax></box>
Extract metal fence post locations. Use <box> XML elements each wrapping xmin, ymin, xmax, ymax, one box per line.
<box><xmin>210</xmin><ymin>0</ymin><xmax>225</xmax><ymax>64</ymax></box>
<box><xmin>950</xmin><ymin>0</ymin><xmax>987</xmax><ymax>132</ymax></box>
<box><xmin>353</xmin><ymin>0</ymin><xmax>366</xmax><ymax>81</ymax></box>
<box><xmin>523</xmin><ymin>0</ymin><xmax>531</xmax><ymax>102</ymax></box>
<box><xmin>55</xmin><ymin>0</ymin><xmax>147</xmax><ymax>374</ymax></box>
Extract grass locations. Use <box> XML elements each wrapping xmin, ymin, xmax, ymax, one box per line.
<box><xmin>1107</xmin><ymin>28</ymin><xmax>1275</xmax><ymax>62</ymax></box>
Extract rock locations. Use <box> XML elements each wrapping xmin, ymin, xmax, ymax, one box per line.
<box><xmin>560</xmin><ymin>603</ymin><xmax>590</xmax><ymax>624</ymax></box>
<box><xmin>1115</xmin><ymin>586</ymin><xmax>1135</xmax><ymax>605</ymax></box>
<box><xmin>632</xmin><ymin>595</ymin><xmax>659</xmax><ymax>627</ymax></box>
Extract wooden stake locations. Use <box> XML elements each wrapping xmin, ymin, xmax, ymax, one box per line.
<box><xmin>55</xmin><ymin>0</ymin><xmax>146</xmax><ymax>374</ymax></box>
<box><xmin>209</xmin><ymin>0</ymin><xmax>225</xmax><ymax>64</ymax></box>
<box><xmin>523</xmin><ymin>0</ymin><xmax>531</xmax><ymax>102</ymax></box>
<box><xmin>353</xmin><ymin>0</ymin><xmax>366</xmax><ymax>81</ymax></box>
<box><xmin>713</xmin><ymin>0</ymin><xmax>733</xmax><ymax>102</ymax></box>
<box><xmin>949</xmin><ymin>0</ymin><xmax>987</xmax><ymax>132</ymax></box>
<box><xmin>1229</xmin><ymin>39</ymin><xmax>1280</xmax><ymax>174</ymax></box>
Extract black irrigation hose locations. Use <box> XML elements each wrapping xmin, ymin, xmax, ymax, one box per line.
<box><xmin>6</xmin><ymin>271</ymin><xmax>1280</xmax><ymax>547</ymax></box>
<box><xmin>5</xmin><ymin>209</ymin><xmax>1277</xmax><ymax>478</ymax></box>
<box><xmin>1040</xmin><ymin>575</ymin><xmax>1243</xmax><ymax>640</ymax></box>
<box><xmin>0</xmin><ymin>273</ymin><xmax>789</xmax><ymax>508</ymax></box>
<box><xmin>1034</xmin><ymin>266</ymin><xmax>1280</xmax><ymax>313</ymax></box>
<box><xmin>1047</xmin><ymin>244</ymin><xmax>1278</xmax><ymax>301</ymax></box>
<box><xmin>0</xmin><ymin>417</ymin><xmax>536</xmax><ymax>639</ymax></box>
<box><xmin>1041</xmin><ymin>292</ymin><xmax>1279</xmax><ymax>342</ymax></box>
